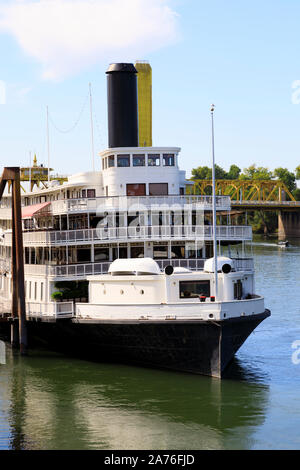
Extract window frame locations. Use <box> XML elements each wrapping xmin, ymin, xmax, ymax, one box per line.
<box><xmin>179</xmin><ymin>280</ymin><xmax>211</xmax><ymax>299</ymax></box>
<box><xmin>117</xmin><ymin>154</ymin><xmax>130</xmax><ymax>167</ymax></box>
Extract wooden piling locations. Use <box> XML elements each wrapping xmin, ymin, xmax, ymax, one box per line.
<box><xmin>0</xmin><ymin>167</ymin><xmax>27</xmax><ymax>354</ymax></box>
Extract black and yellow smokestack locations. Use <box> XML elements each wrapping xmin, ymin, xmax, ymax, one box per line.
<box><xmin>106</xmin><ymin>63</ymin><xmax>139</xmax><ymax>148</ymax></box>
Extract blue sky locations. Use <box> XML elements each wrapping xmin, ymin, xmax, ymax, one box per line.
<box><xmin>0</xmin><ymin>0</ymin><xmax>299</xmax><ymax>178</ymax></box>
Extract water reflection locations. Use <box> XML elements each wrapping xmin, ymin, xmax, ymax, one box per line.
<box><xmin>1</xmin><ymin>347</ymin><xmax>269</xmax><ymax>450</ymax></box>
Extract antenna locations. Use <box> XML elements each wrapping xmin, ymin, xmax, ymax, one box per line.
<box><xmin>89</xmin><ymin>83</ymin><xmax>95</xmax><ymax>172</ymax></box>
<box><xmin>211</xmin><ymin>104</ymin><xmax>218</xmax><ymax>299</ymax></box>
<box><xmin>29</xmin><ymin>151</ymin><xmax>32</xmax><ymax>191</ymax></box>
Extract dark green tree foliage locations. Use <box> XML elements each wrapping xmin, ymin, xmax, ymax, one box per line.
<box><xmin>239</xmin><ymin>164</ymin><xmax>272</xmax><ymax>180</ymax></box>
<box><xmin>273</xmin><ymin>167</ymin><xmax>296</xmax><ymax>192</ymax></box>
<box><xmin>227</xmin><ymin>164</ymin><xmax>241</xmax><ymax>179</ymax></box>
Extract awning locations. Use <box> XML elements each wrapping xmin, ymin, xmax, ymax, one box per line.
<box><xmin>22</xmin><ymin>202</ymin><xmax>51</xmax><ymax>219</ymax></box>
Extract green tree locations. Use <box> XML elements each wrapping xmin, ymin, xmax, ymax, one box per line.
<box><xmin>227</xmin><ymin>164</ymin><xmax>241</xmax><ymax>179</ymax></box>
<box><xmin>239</xmin><ymin>164</ymin><xmax>272</xmax><ymax>180</ymax></box>
<box><xmin>295</xmin><ymin>165</ymin><xmax>300</xmax><ymax>180</ymax></box>
<box><xmin>292</xmin><ymin>188</ymin><xmax>300</xmax><ymax>200</ymax></box>
<box><xmin>191</xmin><ymin>166</ymin><xmax>211</xmax><ymax>180</ymax></box>
<box><xmin>273</xmin><ymin>167</ymin><xmax>296</xmax><ymax>193</ymax></box>
<box><xmin>191</xmin><ymin>164</ymin><xmax>228</xmax><ymax>180</ymax></box>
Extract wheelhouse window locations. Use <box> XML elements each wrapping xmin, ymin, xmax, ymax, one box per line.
<box><xmin>133</xmin><ymin>154</ymin><xmax>145</xmax><ymax>166</ymax></box>
<box><xmin>117</xmin><ymin>155</ymin><xmax>130</xmax><ymax>167</ymax></box>
<box><xmin>108</xmin><ymin>155</ymin><xmax>115</xmax><ymax>167</ymax></box>
<box><xmin>179</xmin><ymin>280</ymin><xmax>210</xmax><ymax>299</ymax></box>
<box><xmin>163</xmin><ymin>154</ymin><xmax>175</xmax><ymax>166</ymax></box>
<box><xmin>148</xmin><ymin>154</ymin><xmax>160</xmax><ymax>166</ymax></box>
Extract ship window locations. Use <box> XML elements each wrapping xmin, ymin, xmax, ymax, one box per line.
<box><xmin>163</xmin><ymin>154</ymin><xmax>175</xmax><ymax>166</ymax></box>
<box><xmin>108</xmin><ymin>155</ymin><xmax>115</xmax><ymax>167</ymax></box>
<box><xmin>171</xmin><ymin>245</ymin><xmax>185</xmax><ymax>259</ymax></box>
<box><xmin>117</xmin><ymin>155</ymin><xmax>130</xmax><ymax>167</ymax></box>
<box><xmin>82</xmin><ymin>190</ymin><xmax>86</xmax><ymax>198</ymax></box>
<box><xmin>148</xmin><ymin>154</ymin><xmax>160</xmax><ymax>166</ymax></box>
<box><xmin>127</xmin><ymin>184</ymin><xmax>146</xmax><ymax>196</ymax></box>
<box><xmin>94</xmin><ymin>247</ymin><xmax>109</xmax><ymax>261</ymax></box>
<box><xmin>87</xmin><ymin>189</ymin><xmax>96</xmax><ymax>198</ymax></box>
<box><xmin>149</xmin><ymin>183</ymin><xmax>168</xmax><ymax>196</ymax></box>
<box><xmin>133</xmin><ymin>154</ymin><xmax>145</xmax><ymax>166</ymax></box>
<box><xmin>153</xmin><ymin>245</ymin><xmax>168</xmax><ymax>259</ymax></box>
<box><xmin>179</xmin><ymin>280</ymin><xmax>210</xmax><ymax>299</ymax></box>
<box><xmin>130</xmin><ymin>246</ymin><xmax>144</xmax><ymax>258</ymax></box>
<box><xmin>234</xmin><ymin>280</ymin><xmax>243</xmax><ymax>300</ymax></box>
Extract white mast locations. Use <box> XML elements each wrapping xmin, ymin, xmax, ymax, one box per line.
<box><xmin>211</xmin><ymin>104</ymin><xmax>218</xmax><ymax>299</ymax></box>
<box><xmin>29</xmin><ymin>151</ymin><xmax>32</xmax><ymax>190</ymax></box>
<box><xmin>89</xmin><ymin>83</ymin><xmax>95</xmax><ymax>172</ymax></box>
<box><xmin>46</xmin><ymin>105</ymin><xmax>50</xmax><ymax>184</ymax></box>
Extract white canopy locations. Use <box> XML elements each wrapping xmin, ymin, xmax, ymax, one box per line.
<box><xmin>108</xmin><ymin>258</ymin><xmax>161</xmax><ymax>275</ymax></box>
<box><xmin>204</xmin><ymin>256</ymin><xmax>234</xmax><ymax>273</ymax></box>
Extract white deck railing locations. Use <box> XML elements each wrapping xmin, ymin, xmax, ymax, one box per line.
<box><xmin>0</xmin><ymin>296</ymin><xmax>74</xmax><ymax>317</ymax></box>
<box><xmin>26</xmin><ymin>301</ymin><xmax>74</xmax><ymax>318</ymax></box>
<box><xmin>50</xmin><ymin>195</ymin><xmax>231</xmax><ymax>215</ymax></box>
<box><xmin>8</xmin><ymin>225</ymin><xmax>253</xmax><ymax>246</ymax></box>
<box><xmin>20</xmin><ymin>258</ymin><xmax>254</xmax><ymax>278</ymax></box>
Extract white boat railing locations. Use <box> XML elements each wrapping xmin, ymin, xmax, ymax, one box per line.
<box><xmin>1</xmin><ymin>256</ymin><xmax>255</xmax><ymax>279</ymax></box>
<box><xmin>26</xmin><ymin>301</ymin><xmax>74</xmax><ymax>318</ymax></box>
<box><xmin>50</xmin><ymin>195</ymin><xmax>232</xmax><ymax>214</ymax></box>
<box><xmin>6</xmin><ymin>225</ymin><xmax>253</xmax><ymax>246</ymax></box>
<box><xmin>20</xmin><ymin>258</ymin><xmax>254</xmax><ymax>278</ymax></box>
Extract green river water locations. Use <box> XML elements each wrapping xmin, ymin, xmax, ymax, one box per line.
<box><xmin>0</xmin><ymin>240</ymin><xmax>300</xmax><ymax>450</ymax></box>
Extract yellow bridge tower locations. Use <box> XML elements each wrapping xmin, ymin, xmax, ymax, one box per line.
<box><xmin>20</xmin><ymin>155</ymin><xmax>67</xmax><ymax>192</ymax></box>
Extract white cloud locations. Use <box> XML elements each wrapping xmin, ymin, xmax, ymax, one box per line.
<box><xmin>0</xmin><ymin>0</ymin><xmax>180</xmax><ymax>80</ymax></box>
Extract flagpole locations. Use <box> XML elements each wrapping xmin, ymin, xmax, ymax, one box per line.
<box><xmin>89</xmin><ymin>83</ymin><xmax>95</xmax><ymax>172</ymax></box>
<box><xmin>211</xmin><ymin>104</ymin><xmax>218</xmax><ymax>299</ymax></box>
<box><xmin>46</xmin><ymin>105</ymin><xmax>50</xmax><ymax>184</ymax></box>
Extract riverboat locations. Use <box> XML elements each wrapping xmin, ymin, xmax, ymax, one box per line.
<box><xmin>0</xmin><ymin>62</ymin><xmax>270</xmax><ymax>377</ymax></box>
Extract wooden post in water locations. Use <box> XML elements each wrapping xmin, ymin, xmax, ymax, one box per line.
<box><xmin>11</xmin><ymin>199</ymin><xmax>19</xmax><ymax>347</ymax></box>
<box><xmin>0</xmin><ymin>167</ymin><xmax>27</xmax><ymax>354</ymax></box>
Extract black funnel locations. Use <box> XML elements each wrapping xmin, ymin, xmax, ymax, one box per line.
<box><xmin>106</xmin><ymin>63</ymin><xmax>139</xmax><ymax>148</ymax></box>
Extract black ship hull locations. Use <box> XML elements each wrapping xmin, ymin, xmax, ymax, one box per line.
<box><xmin>0</xmin><ymin>309</ymin><xmax>270</xmax><ymax>378</ymax></box>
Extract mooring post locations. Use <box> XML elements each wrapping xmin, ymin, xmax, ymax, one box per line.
<box><xmin>12</xmin><ymin>171</ymin><xmax>27</xmax><ymax>355</ymax></box>
<box><xmin>11</xmin><ymin>199</ymin><xmax>19</xmax><ymax>348</ymax></box>
<box><xmin>0</xmin><ymin>167</ymin><xmax>25</xmax><ymax>350</ymax></box>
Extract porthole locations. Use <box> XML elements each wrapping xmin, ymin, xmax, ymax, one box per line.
<box><xmin>120</xmin><ymin>290</ymin><xmax>124</xmax><ymax>295</ymax></box>
<box><xmin>140</xmin><ymin>290</ymin><xmax>144</xmax><ymax>295</ymax></box>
